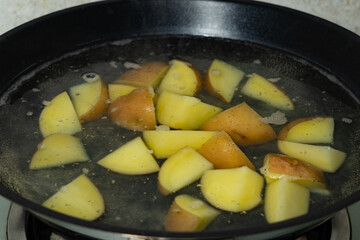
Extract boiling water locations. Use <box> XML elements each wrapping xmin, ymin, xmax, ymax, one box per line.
<box><xmin>0</xmin><ymin>36</ymin><xmax>359</xmax><ymax>232</ymax></box>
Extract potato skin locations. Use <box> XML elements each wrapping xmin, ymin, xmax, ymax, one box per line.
<box><xmin>165</xmin><ymin>201</ymin><xmax>200</xmax><ymax>232</ymax></box>
<box><xmin>108</xmin><ymin>87</ymin><xmax>156</xmax><ymax>131</ymax></box>
<box><xmin>164</xmin><ymin>194</ymin><xmax>220</xmax><ymax>232</ymax></box>
<box><xmin>114</xmin><ymin>61</ymin><xmax>169</xmax><ymax>88</ymax></box>
<box><xmin>201</xmin><ymin>102</ymin><xmax>276</xmax><ymax>146</ymax></box>
<box><xmin>79</xmin><ymin>79</ymin><xmax>109</xmax><ymax>122</ymax></box>
<box><xmin>197</xmin><ymin>131</ymin><xmax>255</xmax><ymax>170</ymax></box>
<box><xmin>263</xmin><ymin>153</ymin><xmax>326</xmax><ymax>184</ymax></box>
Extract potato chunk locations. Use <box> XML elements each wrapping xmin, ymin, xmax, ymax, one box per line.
<box><xmin>39</xmin><ymin>91</ymin><xmax>82</xmax><ymax>137</ymax></box>
<box><xmin>69</xmin><ymin>77</ymin><xmax>109</xmax><ymax>122</ymax></box>
<box><xmin>201</xmin><ymin>102</ymin><xmax>276</xmax><ymax>146</ymax></box>
<box><xmin>201</xmin><ymin>167</ymin><xmax>264</xmax><ymax>212</ymax></box>
<box><xmin>158</xmin><ymin>146</ymin><xmax>213</xmax><ymax>195</ymax></box>
<box><xmin>156</xmin><ymin>60</ymin><xmax>202</xmax><ymax>96</ymax></box>
<box><xmin>156</xmin><ymin>91</ymin><xmax>222</xmax><ymax>130</ymax></box>
<box><xmin>97</xmin><ymin>137</ymin><xmax>159</xmax><ymax>175</ymax></box>
<box><xmin>108</xmin><ymin>87</ymin><xmax>156</xmax><ymax>131</ymax></box>
<box><xmin>204</xmin><ymin>59</ymin><xmax>245</xmax><ymax>103</ymax></box>
<box><xmin>165</xmin><ymin>194</ymin><xmax>220</xmax><ymax>232</ymax></box>
<box><xmin>114</xmin><ymin>61</ymin><xmax>169</xmax><ymax>88</ymax></box>
<box><xmin>143</xmin><ymin>130</ymin><xmax>217</xmax><ymax>158</ymax></box>
<box><xmin>278</xmin><ymin>117</ymin><xmax>334</xmax><ymax>144</ymax></box>
<box><xmin>42</xmin><ymin>174</ymin><xmax>105</xmax><ymax>221</ymax></box>
<box><xmin>264</xmin><ymin>179</ymin><xmax>309</xmax><ymax>223</ymax></box>
<box><xmin>241</xmin><ymin>73</ymin><xmax>294</xmax><ymax>110</ymax></box>
<box><xmin>108</xmin><ymin>83</ymin><xmax>137</xmax><ymax>102</ymax></box>
<box><xmin>30</xmin><ymin>134</ymin><xmax>89</xmax><ymax>169</ymax></box>
<box><xmin>197</xmin><ymin>131</ymin><xmax>255</xmax><ymax>170</ymax></box>
<box><xmin>278</xmin><ymin>140</ymin><xmax>346</xmax><ymax>173</ymax></box>
<box><xmin>260</xmin><ymin>153</ymin><xmax>328</xmax><ymax>194</ymax></box>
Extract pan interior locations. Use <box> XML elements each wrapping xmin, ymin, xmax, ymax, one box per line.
<box><xmin>0</xmin><ymin>36</ymin><xmax>359</xmax><ymax>233</ymax></box>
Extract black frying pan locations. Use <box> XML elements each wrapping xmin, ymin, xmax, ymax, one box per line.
<box><xmin>0</xmin><ymin>0</ymin><xmax>360</xmax><ymax>239</ymax></box>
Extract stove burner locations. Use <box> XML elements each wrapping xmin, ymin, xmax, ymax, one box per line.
<box><xmin>6</xmin><ymin>203</ymin><xmax>351</xmax><ymax>240</ymax></box>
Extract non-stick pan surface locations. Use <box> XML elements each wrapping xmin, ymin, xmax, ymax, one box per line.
<box><xmin>0</xmin><ymin>0</ymin><xmax>360</xmax><ymax>239</ymax></box>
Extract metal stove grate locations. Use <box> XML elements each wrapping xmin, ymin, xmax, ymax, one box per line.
<box><xmin>6</xmin><ymin>203</ymin><xmax>351</xmax><ymax>240</ymax></box>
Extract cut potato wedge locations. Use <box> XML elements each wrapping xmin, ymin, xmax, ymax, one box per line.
<box><xmin>156</xmin><ymin>91</ymin><xmax>222</xmax><ymax>130</ymax></box>
<box><xmin>42</xmin><ymin>174</ymin><xmax>105</xmax><ymax>221</ymax></box>
<box><xmin>30</xmin><ymin>134</ymin><xmax>89</xmax><ymax>169</ymax></box>
<box><xmin>241</xmin><ymin>73</ymin><xmax>294</xmax><ymax>110</ymax></box>
<box><xmin>70</xmin><ymin>77</ymin><xmax>109</xmax><ymax>122</ymax></box>
<box><xmin>201</xmin><ymin>167</ymin><xmax>264</xmax><ymax>212</ymax></box>
<box><xmin>156</xmin><ymin>60</ymin><xmax>202</xmax><ymax>96</ymax></box>
<box><xmin>158</xmin><ymin>146</ymin><xmax>213</xmax><ymax>195</ymax></box>
<box><xmin>278</xmin><ymin>117</ymin><xmax>334</xmax><ymax>144</ymax></box>
<box><xmin>201</xmin><ymin>102</ymin><xmax>276</xmax><ymax>146</ymax></box>
<box><xmin>39</xmin><ymin>91</ymin><xmax>82</xmax><ymax>137</ymax></box>
<box><xmin>165</xmin><ymin>194</ymin><xmax>220</xmax><ymax>232</ymax></box>
<box><xmin>260</xmin><ymin>153</ymin><xmax>328</xmax><ymax>194</ymax></box>
<box><xmin>143</xmin><ymin>130</ymin><xmax>217</xmax><ymax>159</ymax></box>
<box><xmin>114</xmin><ymin>61</ymin><xmax>169</xmax><ymax>88</ymax></box>
<box><xmin>264</xmin><ymin>179</ymin><xmax>309</xmax><ymax>223</ymax></box>
<box><xmin>108</xmin><ymin>83</ymin><xmax>137</xmax><ymax>102</ymax></box>
<box><xmin>97</xmin><ymin>137</ymin><xmax>159</xmax><ymax>175</ymax></box>
<box><xmin>197</xmin><ymin>131</ymin><xmax>255</xmax><ymax>170</ymax></box>
<box><xmin>277</xmin><ymin>140</ymin><xmax>346</xmax><ymax>173</ymax></box>
<box><xmin>204</xmin><ymin>59</ymin><xmax>245</xmax><ymax>103</ymax></box>
<box><xmin>108</xmin><ymin>87</ymin><xmax>156</xmax><ymax>131</ymax></box>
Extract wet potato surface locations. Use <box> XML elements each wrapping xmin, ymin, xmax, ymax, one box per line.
<box><xmin>0</xmin><ymin>36</ymin><xmax>360</xmax><ymax>232</ymax></box>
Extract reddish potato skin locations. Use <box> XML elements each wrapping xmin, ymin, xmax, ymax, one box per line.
<box><xmin>197</xmin><ymin>131</ymin><xmax>255</xmax><ymax>170</ymax></box>
<box><xmin>165</xmin><ymin>201</ymin><xmax>200</xmax><ymax>232</ymax></box>
<box><xmin>158</xmin><ymin>180</ymin><xmax>171</xmax><ymax>196</ymax></box>
<box><xmin>265</xmin><ymin>153</ymin><xmax>326</xmax><ymax>184</ymax></box>
<box><xmin>80</xmin><ymin>79</ymin><xmax>109</xmax><ymax>122</ymax></box>
<box><xmin>108</xmin><ymin>88</ymin><xmax>156</xmax><ymax>131</ymax></box>
<box><xmin>114</xmin><ymin>61</ymin><xmax>169</xmax><ymax>88</ymax></box>
<box><xmin>188</xmin><ymin>64</ymin><xmax>203</xmax><ymax>95</ymax></box>
<box><xmin>203</xmin><ymin>69</ymin><xmax>226</xmax><ymax>102</ymax></box>
<box><xmin>201</xmin><ymin>102</ymin><xmax>276</xmax><ymax>146</ymax></box>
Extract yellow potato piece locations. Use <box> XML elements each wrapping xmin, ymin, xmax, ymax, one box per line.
<box><xmin>30</xmin><ymin>134</ymin><xmax>89</xmax><ymax>169</ymax></box>
<box><xmin>278</xmin><ymin>117</ymin><xmax>334</xmax><ymax>144</ymax></box>
<box><xmin>277</xmin><ymin>140</ymin><xmax>346</xmax><ymax>173</ymax></box>
<box><xmin>165</xmin><ymin>194</ymin><xmax>220</xmax><ymax>232</ymax></box>
<box><xmin>156</xmin><ymin>91</ymin><xmax>222</xmax><ymax>130</ymax></box>
<box><xmin>70</xmin><ymin>78</ymin><xmax>109</xmax><ymax>122</ymax></box>
<box><xmin>204</xmin><ymin>59</ymin><xmax>245</xmax><ymax>103</ymax></box>
<box><xmin>156</xmin><ymin>60</ymin><xmax>201</xmax><ymax>96</ymax></box>
<box><xmin>39</xmin><ymin>91</ymin><xmax>82</xmax><ymax>137</ymax></box>
<box><xmin>42</xmin><ymin>174</ymin><xmax>105</xmax><ymax>221</ymax></box>
<box><xmin>241</xmin><ymin>73</ymin><xmax>294</xmax><ymax>110</ymax></box>
<box><xmin>108</xmin><ymin>83</ymin><xmax>137</xmax><ymax>101</ymax></box>
<box><xmin>158</xmin><ymin>146</ymin><xmax>213</xmax><ymax>195</ymax></box>
<box><xmin>201</xmin><ymin>167</ymin><xmax>264</xmax><ymax>212</ymax></box>
<box><xmin>97</xmin><ymin>137</ymin><xmax>159</xmax><ymax>175</ymax></box>
<box><xmin>143</xmin><ymin>130</ymin><xmax>217</xmax><ymax>158</ymax></box>
<box><xmin>264</xmin><ymin>179</ymin><xmax>309</xmax><ymax>223</ymax></box>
